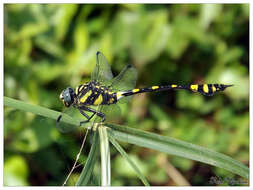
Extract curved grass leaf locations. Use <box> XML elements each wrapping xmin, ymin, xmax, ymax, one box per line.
<box><xmin>76</xmin><ymin>130</ymin><xmax>99</xmax><ymax>186</ymax></box>
<box><xmin>108</xmin><ymin>134</ymin><xmax>150</xmax><ymax>186</ymax></box>
<box><xmin>106</xmin><ymin>123</ymin><xmax>249</xmax><ymax>179</ymax></box>
<box><xmin>4</xmin><ymin>96</ymin><xmax>89</xmax><ymax>128</ymax></box>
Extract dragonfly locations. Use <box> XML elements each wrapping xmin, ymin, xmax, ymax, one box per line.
<box><xmin>57</xmin><ymin>51</ymin><xmax>233</xmax><ymax>132</ymax></box>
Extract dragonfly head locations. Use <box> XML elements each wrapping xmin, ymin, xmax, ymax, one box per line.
<box><xmin>59</xmin><ymin>87</ymin><xmax>75</xmax><ymax>107</ymax></box>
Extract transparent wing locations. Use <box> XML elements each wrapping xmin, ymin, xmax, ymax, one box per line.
<box><xmin>109</xmin><ymin>64</ymin><xmax>138</xmax><ymax>91</ymax></box>
<box><xmin>91</xmin><ymin>104</ymin><xmax>121</xmax><ymax>123</ymax></box>
<box><xmin>91</xmin><ymin>51</ymin><xmax>113</xmax><ymax>84</ymax></box>
<box><xmin>108</xmin><ymin>64</ymin><xmax>138</xmax><ymax>104</ymax></box>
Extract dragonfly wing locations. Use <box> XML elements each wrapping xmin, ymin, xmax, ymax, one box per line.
<box><xmin>99</xmin><ymin>104</ymin><xmax>121</xmax><ymax>122</ymax></box>
<box><xmin>109</xmin><ymin>64</ymin><xmax>137</xmax><ymax>104</ymax></box>
<box><xmin>88</xmin><ymin>104</ymin><xmax>121</xmax><ymax>123</ymax></box>
<box><xmin>91</xmin><ymin>51</ymin><xmax>113</xmax><ymax>84</ymax></box>
<box><xmin>109</xmin><ymin>64</ymin><xmax>138</xmax><ymax>91</ymax></box>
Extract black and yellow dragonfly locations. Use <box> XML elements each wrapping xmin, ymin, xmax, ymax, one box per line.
<box><xmin>57</xmin><ymin>51</ymin><xmax>232</xmax><ymax>131</ymax></box>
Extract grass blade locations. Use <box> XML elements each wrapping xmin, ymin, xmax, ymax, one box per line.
<box><xmin>76</xmin><ymin>130</ymin><xmax>99</xmax><ymax>186</ymax></box>
<box><xmin>4</xmin><ymin>96</ymin><xmax>89</xmax><ymax>128</ymax></box>
<box><xmin>106</xmin><ymin>123</ymin><xmax>249</xmax><ymax>179</ymax></box>
<box><xmin>108</xmin><ymin>133</ymin><xmax>150</xmax><ymax>186</ymax></box>
<box><xmin>98</xmin><ymin>126</ymin><xmax>111</xmax><ymax>186</ymax></box>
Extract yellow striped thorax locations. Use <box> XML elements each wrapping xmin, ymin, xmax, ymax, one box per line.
<box><xmin>75</xmin><ymin>81</ymin><xmax>117</xmax><ymax>106</ymax></box>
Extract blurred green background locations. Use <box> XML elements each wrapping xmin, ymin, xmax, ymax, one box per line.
<box><xmin>4</xmin><ymin>4</ymin><xmax>249</xmax><ymax>186</ymax></box>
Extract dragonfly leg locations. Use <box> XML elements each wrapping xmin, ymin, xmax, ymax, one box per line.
<box><xmin>79</xmin><ymin>106</ymin><xmax>106</xmax><ymax>125</ymax></box>
<box><xmin>78</xmin><ymin>108</ymin><xmax>92</xmax><ymax>126</ymax></box>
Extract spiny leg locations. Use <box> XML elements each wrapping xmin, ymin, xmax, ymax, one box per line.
<box><xmin>78</xmin><ymin>108</ymin><xmax>96</xmax><ymax>126</ymax></box>
<box><xmin>78</xmin><ymin>106</ymin><xmax>106</xmax><ymax>126</ymax></box>
<box><xmin>84</xmin><ymin>106</ymin><xmax>106</xmax><ymax>122</ymax></box>
<box><xmin>77</xmin><ymin>107</ymin><xmax>96</xmax><ymax>147</ymax></box>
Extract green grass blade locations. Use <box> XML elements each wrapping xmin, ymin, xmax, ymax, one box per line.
<box><xmin>106</xmin><ymin>123</ymin><xmax>249</xmax><ymax>179</ymax></box>
<box><xmin>4</xmin><ymin>96</ymin><xmax>90</xmax><ymax>128</ymax></box>
<box><xmin>98</xmin><ymin>126</ymin><xmax>111</xmax><ymax>186</ymax></box>
<box><xmin>108</xmin><ymin>133</ymin><xmax>150</xmax><ymax>186</ymax></box>
<box><xmin>76</xmin><ymin>130</ymin><xmax>99</xmax><ymax>186</ymax></box>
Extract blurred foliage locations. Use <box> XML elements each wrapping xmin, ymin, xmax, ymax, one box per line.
<box><xmin>4</xmin><ymin>4</ymin><xmax>249</xmax><ymax>186</ymax></box>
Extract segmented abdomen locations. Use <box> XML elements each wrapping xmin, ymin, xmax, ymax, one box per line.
<box><xmin>115</xmin><ymin>84</ymin><xmax>232</xmax><ymax>100</ymax></box>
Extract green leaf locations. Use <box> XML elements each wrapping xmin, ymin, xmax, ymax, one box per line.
<box><xmin>106</xmin><ymin>123</ymin><xmax>249</xmax><ymax>179</ymax></box>
<box><xmin>54</xmin><ymin>4</ymin><xmax>79</xmax><ymax>42</ymax></box>
<box><xmin>98</xmin><ymin>126</ymin><xmax>111</xmax><ymax>186</ymax></box>
<box><xmin>108</xmin><ymin>133</ymin><xmax>150</xmax><ymax>186</ymax></box>
<box><xmin>76</xmin><ymin>130</ymin><xmax>99</xmax><ymax>186</ymax></box>
<box><xmin>4</xmin><ymin>97</ymin><xmax>84</xmax><ymax>128</ymax></box>
<box><xmin>200</xmin><ymin>4</ymin><xmax>222</xmax><ymax>30</ymax></box>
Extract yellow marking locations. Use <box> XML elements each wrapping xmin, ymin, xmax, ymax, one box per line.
<box><xmin>212</xmin><ymin>85</ymin><xmax>216</xmax><ymax>93</ymax></box>
<box><xmin>79</xmin><ymin>85</ymin><xmax>85</xmax><ymax>92</ymax></box>
<box><xmin>132</xmin><ymin>89</ymin><xmax>140</xmax><ymax>93</ymax></box>
<box><xmin>75</xmin><ymin>87</ymin><xmax>79</xmax><ymax>95</ymax></box>
<box><xmin>93</xmin><ymin>94</ymin><xmax>103</xmax><ymax>105</ymax></box>
<box><xmin>76</xmin><ymin>85</ymin><xmax>85</xmax><ymax>95</ymax></box>
<box><xmin>190</xmin><ymin>84</ymin><xmax>198</xmax><ymax>91</ymax></box>
<box><xmin>95</xmin><ymin>85</ymin><xmax>100</xmax><ymax>88</ymax></box>
<box><xmin>203</xmin><ymin>84</ymin><xmax>209</xmax><ymax>93</ymax></box>
<box><xmin>152</xmin><ymin>86</ymin><xmax>159</xmax><ymax>90</ymax></box>
<box><xmin>171</xmin><ymin>84</ymin><xmax>177</xmax><ymax>88</ymax></box>
<box><xmin>109</xmin><ymin>98</ymin><xmax>114</xmax><ymax>103</ymax></box>
<box><xmin>80</xmin><ymin>90</ymin><xmax>92</xmax><ymax>103</ymax></box>
<box><xmin>116</xmin><ymin>92</ymin><xmax>124</xmax><ymax>100</ymax></box>
<box><xmin>108</xmin><ymin>91</ymin><xmax>113</xmax><ymax>94</ymax></box>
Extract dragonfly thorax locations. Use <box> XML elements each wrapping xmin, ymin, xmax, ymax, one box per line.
<box><xmin>74</xmin><ymin>81</ymin><xmax>118</xmax><ymax>106</ymax></box>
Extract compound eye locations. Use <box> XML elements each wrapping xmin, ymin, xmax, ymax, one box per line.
<box><xmin>68</xmin><ymin>88</ymin><xmax>74</xmax><ymax>94</ymax></box>
<box><xmin>64</xmin><ymin>91</ymin><xmax>72</xmax><ymax>103</ymax></box>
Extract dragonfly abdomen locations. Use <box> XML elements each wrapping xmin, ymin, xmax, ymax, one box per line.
<box><xmin>116</xmin><ymin>84</ymin><xmax>233</xmax><ymax>100</ymax></box>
